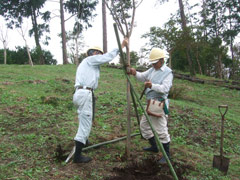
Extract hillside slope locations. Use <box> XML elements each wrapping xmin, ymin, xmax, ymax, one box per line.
<box><xmin>0</xmin><ymin>65</ymin><xmax>239</xmax><ymax>180</ymax></box>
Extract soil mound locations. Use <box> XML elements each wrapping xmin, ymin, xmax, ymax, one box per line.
<box><xmin>105</xmin><ymin>157</ymin><xmax>191</xmax><ymax>180</ymax></box>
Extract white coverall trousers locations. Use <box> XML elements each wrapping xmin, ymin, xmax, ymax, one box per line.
<box><xmin>140</xmin><ymin>114</ymin><xmax>170</xmax><ymax>143</ymax></box>
<box><xmin>73</xmin><ymin>89</ymin><xmax>93</xmax><ymax>144</ymax></box>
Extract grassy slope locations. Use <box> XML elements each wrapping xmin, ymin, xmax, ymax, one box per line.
<box><xmin>0</xmin><ymin>64</ymin><xmax>239</xmax><ymax>180</ymax></box>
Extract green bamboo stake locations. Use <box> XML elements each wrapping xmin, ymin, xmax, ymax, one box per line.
<box><xmin>83</xmin><ymin>133</ymin><xmax>140</xmax><ymax>151</ymax></box>
<box><xmin>65</xmin><ymin>133</ymin><xmax>140</xmax><ymax>163</ymax></box>
<box><xmin>130</xmin><ymin>86</ymin><xmax>143</xmax><ymax>138</ymax></box>
<box><xmin>113</xmin><ymin>23</ymin><xmax>178</xmax><ymax>180</ymax></box>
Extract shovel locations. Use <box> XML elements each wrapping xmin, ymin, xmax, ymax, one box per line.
<box><xmin>213</xmin><ymin>105</ymin><xmax>230</xmax><ymax>175</ymax></box>
<box><xmin>140</xmin><ymin>87</ymin><xmax>146</xmax><ymax>100</ymax></box>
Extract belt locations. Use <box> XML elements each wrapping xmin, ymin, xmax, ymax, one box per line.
<box><xmin>77</xmin><ymin>86</ymin><xmax>93</xmax><ymax>91</ymax></box>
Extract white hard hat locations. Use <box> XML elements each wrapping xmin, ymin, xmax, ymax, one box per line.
<box><xmin>87</xmin><ymin>46</ymin><xmax>104</xmax><ymax>55</ymax></box>
<box><xmin>149</xmin><ymin>48</ymin><xmax>166</xmax><ymax>64</ymax></box>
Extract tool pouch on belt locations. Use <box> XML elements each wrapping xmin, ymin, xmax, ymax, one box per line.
<box><xmin>146</xmin><ymin>99</ymin><xmax>165</xmax><ymax>117</ymax></box>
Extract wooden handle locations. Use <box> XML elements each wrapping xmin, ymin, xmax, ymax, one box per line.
<box><xmin>218</xmin><ymin>105</ymin><xmax>228</xmax><ymax>117</ymax></box>
<box><xmin>218</xmin><ymin>105</ymin><xmax>228</xmax><ymax>108</ymax></box>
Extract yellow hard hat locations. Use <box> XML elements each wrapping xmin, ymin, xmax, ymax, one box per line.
<box><xmin>87</xmin><ymin>46</ymin><xmax>104</xmax><ymax>56</ymax></box>
<box><xmin>149</xmin><ymin>48</ymin><xmax>165</xmax><ymax>64</ymax></box>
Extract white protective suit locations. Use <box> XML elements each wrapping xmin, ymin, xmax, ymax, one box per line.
<box><xmin>73</xmin><ymin>48</ymin><xmax>119</xmax><ymax>144</ymax></box>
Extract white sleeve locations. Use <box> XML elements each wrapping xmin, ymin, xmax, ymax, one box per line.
<box><xmin>135</xmin><ymin>68</ymin><xmax>152</xmax><ymax>82</ymax></box>
<box><xmin>151</xmin><ymin>72</ymin><xmax>173</xmax><ymax>94</ymax></box>
<box><xmin>87</xmin><ymin>48</ymin><xmax>119</xmax><ymax>66</ymax></box>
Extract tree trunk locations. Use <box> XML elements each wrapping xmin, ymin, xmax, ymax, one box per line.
<box><xmin>217</xmin><ymin>54</ymin><xmax>223</xmax><ymax>79</ymax></box>
<box><xmin>167</xmin><ymin>48</ymin><xmax>174</xmax><ymax>69</ymax></box>
<box><xmin>18</xmin><ymin>25</ymin><xmax>33</xmax><ymax>66</ymax></box>
<box><xmin>228</xmin><ymin>7</ymin><xmax>235</xmax><ymax>79</ymax></box>
<box><xmin>178</xmin><ymin>0</ymin><xmax>195</xmax><ymax>76</ymax></box>
<box><xmin>106</xmin><ymin>0</ymin><xmax>141</xmax><ymax>159</ymax></box>
<box><xmin>26</xmin><ymin>45</ymin><xmax>33</xmax><ymax>66</ymax></box>
<box><xmin>196</xmin><ymin>56</ymin><xmax>202</xmax><ymax>75</ymax></box>
<box><xmin>230</xmin><ymin>36</ymin><xmax>235</xmax><ymax>79</ymax></box>
<box><xmin>24</xmin><ymin>38</ymin><xmax>33</xmax><ymax>66</ymax></box>
<box><xmin>195</xmin><ymin>44</ymin><xmax>202</xmax><ymax>75</ymax></box>
<box><xmin>207</xmin><ymin>65</ymin><xmax>211</xmax><ymax>76</ymax></box>
<box><xmin>102</xmin><ymin>0</ymin><xmax>107</xmax><ymax>53</ymax></box>
<box><xmin>31</xmin><ymin>7</ymin><xmax>45</xmax><ymax>64</ymax></box>
<box><xmin>126</xmin><ymin>42</ymin><xmax>131</xmax><ymax>158</ymax></box>
<box><xmin>202</xmin><ymin>0</ymin><xmax>208</xmax><ymax>76</ymax></box>
<box><xmin>0</xmin><ymin>23</ymin><xmax>8</xmax><ymax>64</ymax></box>
<box><xmin>60</xmin><ymin>0</ymin><xmax>68</xmax><ymax>64</ymax></box>
<box><xmin>169</xmin><ymin>53</ymin><xmax>172</xmax><ymax>68</ymax></box>
<box><xmin>75</xmin><ymin>35</ymin><xmax>79</xmax><ymax>66</ymax></box>
<box><xmin>3</xmin><ymin>47</ymin><xmax>7</xmax><ymax>64</ymax></box>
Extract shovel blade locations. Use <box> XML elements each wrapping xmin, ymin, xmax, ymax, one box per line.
<box><xmin>213</xmin><ymin>155</ymin><xmax>230</xmax><ymax>174</ymax></box>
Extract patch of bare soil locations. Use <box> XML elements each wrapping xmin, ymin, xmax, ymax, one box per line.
<box><xmin>52</xmin><ymin>141</ymin><xmax>194</xmax><ymax>180</ymax></box>
<box><xmin>104</xmin><ymin>156</ymin><xmax>191</xmax><ymax>180</ymax></box>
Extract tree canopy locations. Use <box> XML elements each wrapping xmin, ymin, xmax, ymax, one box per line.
<box><xmin>141</xmin><ymin>0</ymin><xmax>240</xmax><ymax>79</ymax></box>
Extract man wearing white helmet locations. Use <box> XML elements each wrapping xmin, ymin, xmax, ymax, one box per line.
<box><xmin>72</xmin><ymin>38</ymin><xmax>128</xmax><ymax>163</ymax></box>
<box><xmin>128</xmin><ymin>48</ymin><xmax>173</xmax><ymax>164</ymax></box>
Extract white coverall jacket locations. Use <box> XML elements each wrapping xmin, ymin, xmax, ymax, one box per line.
<box><xmin>73</xmin><ymin>48</ymin><xmax>119</xmax><ymax>144</ymax></box>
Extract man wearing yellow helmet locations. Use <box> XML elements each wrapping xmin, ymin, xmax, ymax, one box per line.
<box><xmin>86</xmin><ymin>46</ymin><xmax>104</xmax><ymax>56</ymax></box>
<box><xmin>72</xmin><ymin>38</ymin><xmax>128</xmax><ymax>163</ymax></box>
<box><xmin>128</xmin><ymin>48</ymin><xmax>173</xmax><ymax>164</ymax></box>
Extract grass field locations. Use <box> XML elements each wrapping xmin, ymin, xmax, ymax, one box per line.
<box><xmin>0</xmin><ymin>64</ymin><xmax>239</xmax><ymax>180</ymax></box>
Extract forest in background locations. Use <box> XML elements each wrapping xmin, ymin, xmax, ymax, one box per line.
<box><xmin>0</xmin><ymin>0</ymin><xmax>240</xmax><ymax>80</ymax></box>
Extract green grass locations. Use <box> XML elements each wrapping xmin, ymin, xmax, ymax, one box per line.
<box><xmin>0</xmin><ymin>64</ymin><xmax>239</xmax><ymax>180</ymax></box>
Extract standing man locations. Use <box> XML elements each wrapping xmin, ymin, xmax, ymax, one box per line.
<box><xmin>128</xmin><ymin>48</ymin><xmax>173</xmax><ymax>164</ymax></box>
<box><xmin>72</xmin><ymin>38</ymin><xmax>128</xmax><ymax>163</ymax></box>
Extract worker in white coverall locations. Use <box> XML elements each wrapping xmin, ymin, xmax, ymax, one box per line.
<box><xmin>128</xmin><ymin>48</ymin><xmax>173</xmax><ymax>164</ymax></box>
<box><xmin>73</xmin><ymin>38</ymin><xmax>128</xmax><ymax>163</ymax></box>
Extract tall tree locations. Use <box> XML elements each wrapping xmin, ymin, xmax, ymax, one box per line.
<box><xmin>178</xmin><ymin>0</ymin><xmax>195</xmax><ymax>76</ymax></box>
<box><xmin>106</xmin><ymin>0</ymin><xmax>143</xmax><ymax>158</ymax></box>
<box><xmin>184</xmin><ymin>1</ymin><xmax>203</xmax><ymax>75</ymax></box>
<box><xmin>66</xmin><ymin>30</ymin><xmax>85</xmax><ymax>65</ymax></box>
<box><xmin>0</xmin><ymin>0</ymin><xmax>51</xmax><ymax>64</ymax></box>
<box><xmin>17</xmin><ymin>23</ymin><xmax>34</xmax><ymax>66</ymax></box>
<box><xmin>202</xmin><ymin>0</ymin><xmax>227</xmax><ymax>78</ymax></box>
<box><xmin>222</xmin><ymin>0</ymin><xmax>240</xmax><ymax>79</ymax></box>
<box><xmin>102</xmin><ymin>0</ymin><xmax>107</xmax><ymax>53</ymax></box>
<box><xmin>199</xmin><ymin>0</ymin><xmax>240</xmax><ymax>79</ymax></box>
<box><xmin>232</xmin><ymin>43</ymin><xmax>240</xmax><ymax>78</ymax></box>
<box><xmin>0</xmin><ymin>24</ymin><xmax>8</xmax><ymax>64</ymax></box>
<box><xmin>60</xmin><ymin>0</ymin><xmax>69</xmax><ymax>64</ymax></box>
<box><xmin>141</xmin><ymin>15</ymin><xmax>182</xmax><ymax>68</ymax></box>
<box><xmin>155</xmin><ymin>0</ymin><xmax>195</xmax><ymax>76</ymax></box>
<box><xmin>64</xmin><ymin>0</ymin><xmax>98</xmax><ymax>65</ymax></box>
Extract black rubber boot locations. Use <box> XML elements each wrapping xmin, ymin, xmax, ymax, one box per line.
<box><xmin>84</xmin><ymin>139</ymin><xmax>90</xmax><ymax>147</ymax></box>
<box><xmin>143</xmin><ymin>137</ymin><xmax>159</xmax><ymax>153</ymax></box>
<box><xmin>158</xmin><ymin>142</ymin><xmax>170</xmax><ymax>164</ymax></box>
<box><xmin>73</xmin><ymin>141</ymin><xmax>92</xmax><ymax>163</ymax></box>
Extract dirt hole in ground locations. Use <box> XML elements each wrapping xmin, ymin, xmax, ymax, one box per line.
<box><xmin>105</xmin><ymin>156</ymin><xmax>191</xmax><ymax>180</ymax></box>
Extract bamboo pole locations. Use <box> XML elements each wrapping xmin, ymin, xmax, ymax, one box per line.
<box><xmin>65</xmin><ymin>133</ymin><xmax>140</xmax><ymax>163</ymax></box>
<box><xmin>130</xmin><ymin>86</ymin><xmax>143</xmax><ymax>138</ymax></box>
<box><xmin>83</xmin><ymin>133</ymin><xmax>140</xmax><ymax>151</ymax></box>
<box><xmin>126</xmin><ymin>80</ymin><xmax>131</xmax><ymax>158</ymax></box>
<box><xmin>113</xmin><ymin>23</ymin><xmax>178</xmax><ymax>180</ymax></box>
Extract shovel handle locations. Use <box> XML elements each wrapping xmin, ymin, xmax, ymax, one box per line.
<box><xmin>218</xmin><ymin>105</ymin><xmax>228</xmax><ymax>118</ymax></box>
<box><xmin>140</xmin><ymin>87</ymin><xmax>146</xmax><ymax>100</ymax></box>
<box><xmin>218</xmin><ymin>105</ymin><xmax>228</xmax><ymax>158</ymax></box>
